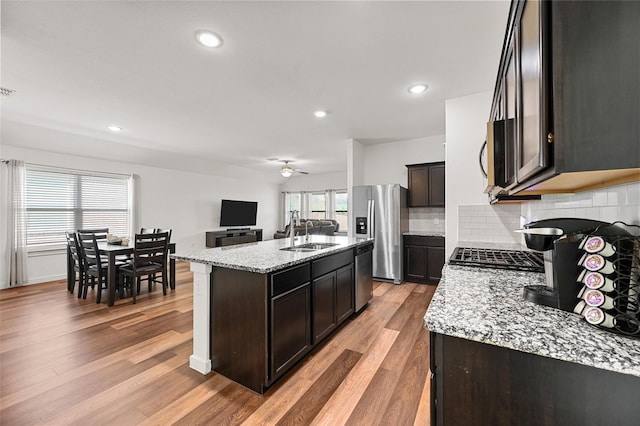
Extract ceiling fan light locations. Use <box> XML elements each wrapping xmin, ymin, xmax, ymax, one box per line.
<box><xmin>280</xmin><ymin>164</ymin><xmax>293</xmax><ymax>178</ymax></box>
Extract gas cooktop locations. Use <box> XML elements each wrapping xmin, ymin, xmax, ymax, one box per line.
<box><xmin>449</xmin><ymin>247</ymin><xmax>544</xmax><ymax>273</ymax></box>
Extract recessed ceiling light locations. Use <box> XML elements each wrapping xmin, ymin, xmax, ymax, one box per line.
<box><xmin>313</xmin><ymin>110</ymin><xmax>328</xmax><ymax>118</ymax></box>
<box><xmin>195</xmin><ymin>30</ymin><xmax>223</xmax><ymax>48</ymax></box>
<box><xmin>408</xmin><ymin>84</ymin><xmax>429</xmax><ymax>94</ymax></box>
<box><xmin>107</xmin><ymin>125</ymin><xmax>122</xmax><ymax>132</ymax></box>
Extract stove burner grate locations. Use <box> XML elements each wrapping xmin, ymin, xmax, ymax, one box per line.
<box><xmin>449</xmin><ymin>247</ymin><xmax>544</xmax><ymax>273</ymax></box>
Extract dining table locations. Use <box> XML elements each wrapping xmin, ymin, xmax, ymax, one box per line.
<box><xmin>67</xmin><ymin>241</ymin><xmax>176</xmax><ymax>306</ymax></box>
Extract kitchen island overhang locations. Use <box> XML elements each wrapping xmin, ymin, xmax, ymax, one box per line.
<box><xmin>172</xmin><ymin>235</ymin><xmax>373</xmax><ymax>393</ymax></box>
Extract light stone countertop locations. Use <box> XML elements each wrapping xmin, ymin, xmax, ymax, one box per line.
<box><xmin>172</xmin><ymin>235</ymin><xmax>372</xmax><ymax>274</ymax></box>
<box><xmin>403</xmin><ymin>231</ymin><xmax>445</xmax><ymax>238</ymax></box>
<box><xmin>424</xmin><ymin>264</ymin><xmax>640</xmax><ymax>378</ymax></box>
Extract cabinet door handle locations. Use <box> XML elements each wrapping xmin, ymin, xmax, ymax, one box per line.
<box><xmin>479</xmin><ymin>140</ymin><xmax>488</xmax><ymax>178</ymax></box>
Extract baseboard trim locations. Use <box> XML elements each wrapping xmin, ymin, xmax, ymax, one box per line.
<box><xmin>190</xmin><ymin>354</ymin><xmax>212</xmax><ymax>374</ymax></box>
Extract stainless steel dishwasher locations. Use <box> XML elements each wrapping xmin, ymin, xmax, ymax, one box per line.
<box><xmin>355</xmin><ymin>242</ymin><xmax>374</xmax><ymax>311</ymax></box>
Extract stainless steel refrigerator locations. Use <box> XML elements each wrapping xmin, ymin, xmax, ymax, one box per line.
<box><xmin>352</xmin><ymin>184</ymin><xmax>409</xmax><ymax>284</ymax></box>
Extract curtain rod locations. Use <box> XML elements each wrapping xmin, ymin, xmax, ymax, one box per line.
<box><xmin>24</xmin><ymin>162</ymin><xmax>131</xmax><ymax>179</ymax></box>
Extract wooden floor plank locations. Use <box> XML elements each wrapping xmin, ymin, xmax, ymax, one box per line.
<box><xmin>380</xmin><ymin>327</ymin><xmax>431</xmax><ymax>426</ymax></box>
<box><xmin>310</xmin><ymin>327</ymin><xmax>399</xmax><ymax>425</ymax></box>
<box><xmin>0</xmin><ymin>262</ymin><xmax>437</xmax><ymax>425</ymax></box>
<box><xmin>275</xmin><ymin>349</ymin><xmax>362</xmax><ymax>426</ymax></box>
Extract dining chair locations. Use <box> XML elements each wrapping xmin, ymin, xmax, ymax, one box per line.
<box><xmin>65</xmin><ymin>231</ymin><xmax>84</xmax><ymax>294</ymax></box>
<box><xmin>118</xmin><ymin>232</ymin><xmax>169</xmax><ymax>304</ymax></box>
<box><xmin>140</xmin><ymin>227</ymin><xmax>156</xmax><ymax>234</ymax></box>
<box><xmin>76</xmin><ymin>232</ymin><xmax>111</xmax><ymax>303</ymax></box>
<box><xmin>77</xmin><ymin>228</ymin><xmax>109</xmax><ymax>241</ymax></box>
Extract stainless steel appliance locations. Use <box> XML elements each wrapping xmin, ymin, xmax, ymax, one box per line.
<box><xmin>352</xmin><ymin>184</ymin><xmax>409</xmax><ymax>284</ymax></box>
<box><xmin>355</xmin><ymin>242</ymin><xmax>373</xmax><ymax>311</ymax></box>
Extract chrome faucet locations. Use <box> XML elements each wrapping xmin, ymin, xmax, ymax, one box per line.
<box><xmin>305</xmin><ymin>220</ymin><xmax>311</xmax><ymax>242</ymax></box>
<box><xmin>289</xmin><ymin>210</ymin><xmax>299</xmax><ymax>247</ymax></box>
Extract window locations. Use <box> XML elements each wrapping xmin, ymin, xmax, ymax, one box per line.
<box><xmin>25</xmin><ymin>165</ymin><xmax>132</xmax><ymax>251</ymax></box>
<box><xmin>282</xmin><ymin>189</ymin><xmax>348</xmax><ymax>232</ymax></box>
<box><xmin>309</xmin><ymin>192</ymin><xmax>326</xmax><ymax>220</ymax></box>
<box><xmin>334</xmin><ymin>190</ymin><xmax>348</xmax><ymax>232</ymax></box>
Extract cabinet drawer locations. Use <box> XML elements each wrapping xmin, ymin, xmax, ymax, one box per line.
<box><xmin>312</xmin><ymin>249</ymin><xmax>354</xmax><ymax>279</ymax></box>
<box><xmin>271</xmin><ymin>263</ymin><xmax>311</xmax><ymax>297</ymax></box>
<box><xmin>404</xmin><ymin>235</ymin><xmax>444</xmax><ymax>247</ymax></box>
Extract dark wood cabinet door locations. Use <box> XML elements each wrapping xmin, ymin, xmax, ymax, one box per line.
<box><xmin>312</xmin><ymin>273</ymin><xmax>336</xmax><ymax>344</ymax></box>
<box><xmin>426</xmin><ymin>246</ymin><xmax>445</xmax><ymax>282</ymax></box>
<box><xmin>407</xmin><ymin>162</ymin><xmax>446</xmax><ymax>207</ymax></box>
<box><xmin>408</xmin><ymin>166</ymin><xmax>429</xmax><ymax>207</ymax></box>
<box><xmin>335</xmin><ymin>264</ymin><xmax>354</xmax><ymax>325</ymax></box>
<box><xmin>433</xmin><ymin>333</ymin><xmax>640</xmax><ymax>426</ymax></box>
<box><xmin>405</xmin><ymin>245</ymin><xmax>428</xmax><ymax>282</ymax></box>
<box><xmin>428</xmin><ymin>164</ymin><xmax>445</xmax><ymax>207</ymax></box>
<box><xmin>270</xmin><ymin>283</ymin><xmax>311</xmax><ymax>380</ymax></box>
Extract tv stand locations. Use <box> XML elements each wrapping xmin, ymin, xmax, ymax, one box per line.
<box><xmin>206</xmin><ymin>229</ymin><xmax>263</xmax><ymax>248</ymax></box>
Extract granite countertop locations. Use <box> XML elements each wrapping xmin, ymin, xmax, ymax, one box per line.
<box><xmin>404</xmin><ymin>231</ymin><xmax>445</xmax><ymax>237</ymax></box>
<box><xmin>424</xmin><ymin>264</ymin><xmax>640</xmax><ymax>378</ymax></box>
<box><xmin>172</xmin><ymin>235</ymin><xmax>372</xmax><ymax>274</ymax></box>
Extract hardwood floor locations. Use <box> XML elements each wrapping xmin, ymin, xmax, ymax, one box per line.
<box><xmin>0</xmin><ymin>261</ymin><xmax>435</xmax><ymax>425</ymax></box>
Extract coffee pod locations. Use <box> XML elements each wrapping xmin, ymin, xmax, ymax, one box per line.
<box><xmin>579</xmin><ymin>235</ymin><xmax>616</xmax><ymax>257</ymax></box>
<box><xmin>574</xmin><ymin>300</ymin><xmax>587</xmax><ymax>315</ymax></box>
<box><xmin>582</xmin><ymin>289</ymin><xmax>615</xmax><ymax>310</ymax></box>
<box><xmin>578</xmin><ymin>270</ymin><xmax>615</xmax><ymax>292</ymax></box>
<box><xmin>583</xmin><ymin>306</ymin><xmax>616</xmax><ymax>328</ymax></box>
<box><xmin>578</xmin><ymin>253</ymin><xmax>615</xmax><ymax>274</ymax></box>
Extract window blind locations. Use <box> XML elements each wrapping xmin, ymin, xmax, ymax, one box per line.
<box><xmin>25</xmin><ymin>165</ymin><xmax>131</xmax><ymax>250</ymax></box>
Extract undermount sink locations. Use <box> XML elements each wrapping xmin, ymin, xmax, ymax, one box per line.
<box><xmin>279</xmin><ymin>242</ymin><xmax>340</xmax><ymax>252</ymax></box>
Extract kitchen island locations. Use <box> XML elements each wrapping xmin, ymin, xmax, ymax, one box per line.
<box><xmin>172</xmin><ymin>235</ymin><xmax>372</xmax><ymax>393</ymax></box>
<box><xmin>425</xmin><ymin>264</ymin><xmax>640</xmax><ymax>425</ymax></box>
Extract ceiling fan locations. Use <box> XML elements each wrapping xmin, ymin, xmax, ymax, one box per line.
<box><xmin>268</xmin><ymin>158</ymin><xmax>309</xmax><ymax>178</ymax></box>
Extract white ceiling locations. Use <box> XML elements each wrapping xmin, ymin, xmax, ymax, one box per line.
<box><xmin>1</xmin><ymin>1</ymin><xmax>509</xmax><ymax>180</ymax></box>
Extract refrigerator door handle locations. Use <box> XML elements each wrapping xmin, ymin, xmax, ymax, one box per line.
<box><xmin>369</xmin><ymin>199</ymin><xmax>375</xmax><ymax>239</ymax></box>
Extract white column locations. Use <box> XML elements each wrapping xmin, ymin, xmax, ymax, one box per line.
<box><xmin>189</xmin><ymin>261</ymin><xmax>213</xmax><ymax>374</ymax></box>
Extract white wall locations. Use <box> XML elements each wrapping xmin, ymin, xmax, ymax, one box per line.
<box><xmin>1</xmin><ymin>145</ymin><xmax>280</xmax><ymax>286</ymax></box>
<box><xmin>280</xmin><ymin>171</ymin><xmax>347</xmax><ymax>192</ymax></box>
<box><xmin>444</xmin><ymin>91</ymin><xmax>493</xmax><ymax>257</ymax></box>
<box><xmin>362</xmin><ymin>135</ymin><xmax>445</xmax><ymax>186</ymax></box>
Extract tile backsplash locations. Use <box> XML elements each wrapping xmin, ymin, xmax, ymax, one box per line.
<box><xmin>459</xmin><ymin>181</ymin><xmax>640</xmax><ymax>246</ymax></box>
<box><xmin>458</xmin><ymin>204</ymin><xmax>522</xmax><ymax>245</ymax></box>
<box><xmin>409</xmin><ymin>207</ymin><xmax>445</xmax><ymax>233</ymax></box>
<box><xmin>522</xmin><ymin>182</ymin><xmax>640</xmax><ymax>226</ymax></box>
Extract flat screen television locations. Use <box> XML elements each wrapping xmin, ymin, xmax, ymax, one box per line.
<box><xmin>219</xmin><ymin>199</ymin><xmax>258</xmax><ymax>228</ymax></box>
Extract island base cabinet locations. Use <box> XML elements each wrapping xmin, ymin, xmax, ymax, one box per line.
<box><xmin>312</xmin><ymin>273</ymin><xmax>336</xmax><ymax>344</ymax></box>
<box><xmin>211</xmin><ymin>268</ymin><xmax>267</xmax><ymax>394</ymax></box>
<box><xmin>336</xmin><ymin>264</ymin><xmax>354</xmax><ymax>324</ymax></box>
<box><xmin>431</xmin><ymin>333</ymin><xmax>640</xmax><ymax>426</ymax></box>
<box><xmin>270</xmin><ymin>283</ymin><xmax>311</xmax><ymax>382</ymax></box>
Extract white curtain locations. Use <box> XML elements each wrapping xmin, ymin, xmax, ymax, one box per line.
<box><xmin>1</xmin><ymin>160</ymin><xmax>28</xmax><ymax>287</ymax></box>
<box><xmin>128</xmin><ymin>174</ymin><xmax>139</xmax><ymax>236</ymax></box>
<box><xmin>325</xmin><ymin>190</ymin><xmax>336</xmax><ymax>220</ymax></box>
<box><xmin>300</xmin><ymin>192</ymin><xmax>311</xmax><ymax>219</ymax></box>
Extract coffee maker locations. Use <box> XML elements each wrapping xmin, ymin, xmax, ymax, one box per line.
<box><xmin>518</xmin><ymin>218</ymin><xmax>611</xmax><ymax>311</ymax></box>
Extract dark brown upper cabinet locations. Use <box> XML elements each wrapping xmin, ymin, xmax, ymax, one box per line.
<box><xmin>407</xmin><ymin>162</ymin><xmax>445</xmax><ymax>207</ymax></box>
<box><xmin>486</xmin><ymin>0</ymin><xmax>640</xmax><ymax>201</ymax></box>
